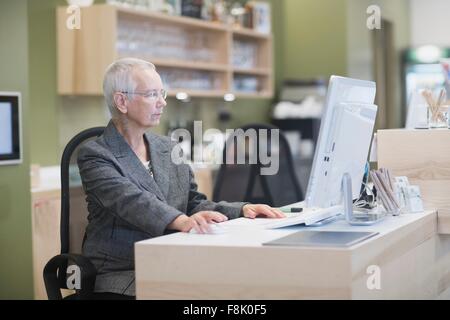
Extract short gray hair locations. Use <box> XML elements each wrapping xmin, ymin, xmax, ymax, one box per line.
<box><xmin>103</xmin><ymin>57</ymin><xmax>155</xmax><ymax>117</ymax></box>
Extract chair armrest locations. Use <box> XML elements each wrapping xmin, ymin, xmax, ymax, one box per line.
<box><xmin>43</xmin><ymin>253</ymin><xmax>96</xmax><ymax>300</ymax></box>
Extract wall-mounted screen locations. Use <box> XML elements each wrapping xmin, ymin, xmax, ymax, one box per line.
<box><xmin>0</xmin><ymin>92</ymin><xmax>22</xmax><ymax>165</ymax></box>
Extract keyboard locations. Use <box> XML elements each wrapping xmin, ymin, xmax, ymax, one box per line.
<box><xmin>282</xmin><ymin>210</ymin><xmax>306</xmax><ymax>218</ymax></box>
<box><xmin>280</xmin><ymin>203</ymin><xmax>319</xmax><ymax>218</ymax></box>
<box><xmin>281</xmin><ymin>206</ymin><xmax>323</xmax><ymax>218</ymax></box>
<box><xmin>263</xmin><ymin>205</ymin><xmax>343</xmax><ymax>229</ymax></box>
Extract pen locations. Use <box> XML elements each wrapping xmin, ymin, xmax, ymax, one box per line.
<box><xmin>280</xmin><ymin>207</ymin><xmax>303</xmax><ymax>213</ymax></box>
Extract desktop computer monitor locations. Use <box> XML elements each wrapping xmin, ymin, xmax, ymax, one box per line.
<box><xmin>259</xmin><ymin>76</ymin><xmax>377</xmax><ymax>229</ymax></box>
<box><xmin>0</xmin><ymin>92</ymin><xmax>22</xmax><ymax>165</ymax></box>
<box><xmin>305</xmin><ymin>76</ymin><xmax>377</xmax><ymax>209</ymax></box>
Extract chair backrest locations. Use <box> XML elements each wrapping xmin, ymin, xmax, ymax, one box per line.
<box><xmin>212</xmin><ymin>123</ymin><xmax>303</xmax><ymax>207</ymax></box>
<box><xmin>60</xmin><ymin>127</ymin><xmax>105</xmax><ymax>254</ymax></box>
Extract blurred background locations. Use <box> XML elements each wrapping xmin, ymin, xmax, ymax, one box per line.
<box><xmin>1</xmin><ymin>0</ymin><xmax>450</xmax><ymax>299</ymax></box>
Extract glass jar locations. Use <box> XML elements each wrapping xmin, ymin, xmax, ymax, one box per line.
<box><xmin>427</xmin><ymin>106</ymin><xmax>447</xmax><ymax>128</ymax></box>
<box><xmin>447</xmin><ymin>105</ymin><xmax>450</xmax><ymax>128</ymax></box>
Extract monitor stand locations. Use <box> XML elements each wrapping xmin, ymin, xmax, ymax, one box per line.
<box><xmin>342</xmin><ymin>173</ymin><xmax>384</xmax><ymax>226</ymax></box>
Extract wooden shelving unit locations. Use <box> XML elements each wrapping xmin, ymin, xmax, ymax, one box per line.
<box><xmin>231</xmin><ymin>26</ymin><xmax>272</xmax><ymax>39</ymax></box>
<box><xmin>57</xmin><ymin>4</ymin><xmax>273</xmax><ymax>98</ymax></box>
<box><xmin>118</xmin><ymin>6</ymin><xmax>229</xmax><ymax>32</ymax></box>
<box><xmin>146</xmin><ymin>58</ymin><xmax>229</xmax><ymax>72</ymax></box>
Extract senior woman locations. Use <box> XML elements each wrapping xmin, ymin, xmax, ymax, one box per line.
<box><xmin>77</xmin><ymin>58</ymin><xmax>285</xmax><ymax>299</ymax></box>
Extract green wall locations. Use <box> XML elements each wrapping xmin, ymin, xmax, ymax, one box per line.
<box><xmin>29</xmin><ymin>0</ymin><xmax>107</xmax><ymax>166</ymax></box>
<box><xmin>28</xmin><ymin>0</ymin><xmax>64</xmax><ymax>166</ymax></box>
<box><xmin>0</xmin><ymin>0</ymin><xmax>33</xmax><ymax>299</ymax></box>
<box><xmin>283</xmin><ymin>0</ymin><xmax>348</xmax><ymax>79</ymax></box>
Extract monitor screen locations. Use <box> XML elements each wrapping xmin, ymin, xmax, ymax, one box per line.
<box><xmin>305</xmin><ymin>76</ymin><xmax>376</xmax><ymax>208</ymax></box>
<box><xmin>0</xmin><ymin>93</ymin><xmax>21</xmax><ymax>165</ymax></box>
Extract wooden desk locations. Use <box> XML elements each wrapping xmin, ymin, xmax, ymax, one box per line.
<box><xmin>377</xmin><ymin>129</ymin><xmax>450</xmax><ymax>234</ymax></box>
<box><xmin>31</xmin><ymin>187</ymin><xmax>61</xmax><ymax>300</ymax></box>
<box><xmin>31</xmin><ymin>186</ymin><xmax>88</xmax><ymax>300</ymax></box>
<box><xmin>135</xmin><ymin>210</ymin><xmax>450</xmax><ymax>299</ymax></box>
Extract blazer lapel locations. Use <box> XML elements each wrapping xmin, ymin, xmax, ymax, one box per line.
<box><xmin>146</xmin><ymin>132</ymin><xmax>170</xmax><ymax>200</ymax></box>
<box><xmin>103</xmin><ymin>121</ymin><xmax>166</xmax><ymax>201</ymax></box>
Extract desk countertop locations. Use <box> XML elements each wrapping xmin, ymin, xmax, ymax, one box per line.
<box><xmin>135</xmin><ymin>210</ymin><xmax>447</xmax><ymax>299</ymax></box>
<box><xmin>137</xmin><ymin>210</ymin><xmax>436</xmax><ymax>250</ymax></box>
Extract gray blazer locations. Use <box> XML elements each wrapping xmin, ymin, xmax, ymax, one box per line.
<box><xmin>77</xmin><ymin>121</ymin><xmax>246</xmax><ymax>296</ymax></box>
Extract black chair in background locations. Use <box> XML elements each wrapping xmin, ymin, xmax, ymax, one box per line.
<box><xmin>43</xmin><ymin>127</ymin><xmax>105</xmax><ymax>300</ymax></box>
<box><xmin>213</xmin><ymin>124</ymin><xmax>303</xmax><ymax>207</ymax></box>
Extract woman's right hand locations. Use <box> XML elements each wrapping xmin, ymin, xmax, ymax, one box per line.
<box><xmin>168</xmin><ymin>211</ymin><xmax>228</xmax><ymax>233</ymax></box>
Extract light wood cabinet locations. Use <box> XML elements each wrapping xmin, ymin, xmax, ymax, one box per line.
<box><xmin>31</xmin><ymin>187</ymin><xmax>87</xmax><ymax>300</ymax></box>
<box><xmin>57</xmin><ymin>4</ymin><xmax>273</xmax><ymax>98</ymax></box>
<box><xmin>31</xmin><ymin>189</ymin><xmax>61</xmax><ymax>300</ymax></box>
<box><xmin>377</xmin><ymin>129</ymin><xmax>450</xmax><ymax>234</ymax></box>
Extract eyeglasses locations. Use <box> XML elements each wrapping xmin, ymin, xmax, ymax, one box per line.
<box><xmin>121</xmin><ymin>89</ymin><xmax>167</xmax><ymax>100</ymax></box>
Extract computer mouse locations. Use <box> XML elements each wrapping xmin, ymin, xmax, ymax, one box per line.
<box><xmin>189</xmin><ymin>224</ymin><xmax>226</xmax><ymax>235</ymax></box>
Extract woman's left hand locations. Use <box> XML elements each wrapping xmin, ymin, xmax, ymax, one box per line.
<box><xmin>242</xmin><ymin>204</ymin><xmax>285</xmax><ymax>219</ymax></box>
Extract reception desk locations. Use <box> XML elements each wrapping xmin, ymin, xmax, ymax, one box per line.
<box><xmin>377</xmin><ymin>129</ymin><xmax>450</xmax><ymax>234</ymax></box>
<box><xmin>135</xmin><ymin>210</ymin><xmax>450</xmax><ymax>299</ymax></box>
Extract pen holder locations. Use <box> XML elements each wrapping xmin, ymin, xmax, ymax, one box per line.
<box><xmin>376</xmin><ymin>195</ymin><xmax>402</xmax><ymax>216</ymax></box>
<box><xmin>427</xmin><ymin>106</ymin><xmax>447</xmax><ymax>128</ymax></box>
<box><xmin>423</xmin><ymin>89</ymin><xmax>448</xmax><ymax>128</ymax></box>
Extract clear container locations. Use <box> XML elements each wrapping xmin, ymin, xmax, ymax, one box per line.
<box><xmin>427</xmin><ymin>106</ymin><xmax>447</xmax><ymax>128</ymax></box>
<box><xmin>376</xmin><ymin>194</ymin><xmax>402</xmax><ymax>216</ymax></box>
<box><xmin>447</xmin><ymin>105</ymin><xmax>450</xmax><ymax>129</ymax></box>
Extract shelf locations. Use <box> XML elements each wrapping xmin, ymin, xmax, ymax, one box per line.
<box><xmin>167</xmin><ymin>89</ymin><xmax>227</xmax><ymax>98</ymax></box>
<box><xmin>232</xmin><ymin>68</ymin><xmax>271</xmax><ymax>75</ymax></box>
<box><xmin>57</xmin><ymin>4</ymin><xmax>273</xmax><ymax>98</ymax></box>
<box><xmin>116</xmin><ymin>5</ymin><xmax>228</xmax><ymax>32</ymax></box>
<box><xmin>167</xmin><ymin>89</ymin><xmax>274</xmax><ymax>100</ymax></box>
<box><xmin>234</xmin><ymin>91</ymin><xmax>273</xmax><ymax>98</ymax></box>
<box><xmin>118</xmin><ymin>5</ymin><xmax>272</xmax><ymax>38</ymax></box>
<box><xmin>231</xmin><ymin>26</ymin><xmax>272</xmax><ymax>39</ymax></box>
<box><xmin>145</xmin><ymin>58</ymin><xmax>229</xmax><ymax>72</ymax></box>
<box><xmin>169</xmin><ymin>90</ymin><xmax>272</xmax><ymax>99</ymax></box>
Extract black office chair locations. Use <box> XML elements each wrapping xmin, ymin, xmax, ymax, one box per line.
<box><xmin>43</xmin><ymin>127</ymin><xmax>105</xmax><ymax>300</ymax></box>
<box><xmin>213</xmin><ymin>123</ymin><xmax>303</xmax><ymax>207</ymax></box>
